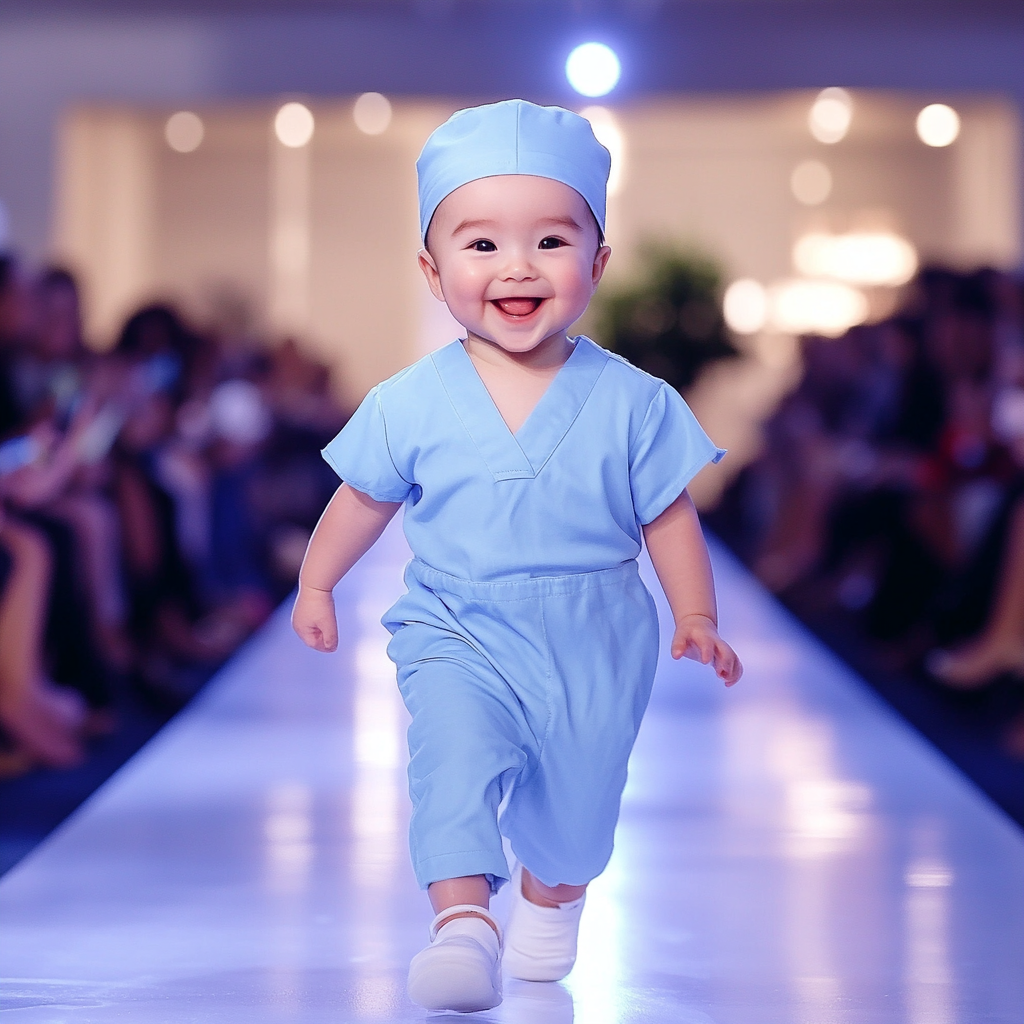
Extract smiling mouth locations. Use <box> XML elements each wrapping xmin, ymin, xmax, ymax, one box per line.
<box><xmin>493</xmin><ymin>297</ymin><xmax>543</xmax><ymax>317</ymax></box>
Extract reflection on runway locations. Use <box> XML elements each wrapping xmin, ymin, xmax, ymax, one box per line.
<box><xmin>1</xmin><ymin>520</ymin><xmax>1022</xmax><ymax>1023</ymax></box>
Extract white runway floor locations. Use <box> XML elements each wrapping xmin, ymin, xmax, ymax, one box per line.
<box><xmin>2</xmin><ymin>522</ymin><xmax>1023</xmax><ymax>1023</ymax></box>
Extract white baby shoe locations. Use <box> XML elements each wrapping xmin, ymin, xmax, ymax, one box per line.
<box><xmin>502</xmin><ymin>863</ymin><xmax>586</xmax><ymax>982</ymax></box>
<box><xmin>406</xmin><ymin>904</ymin><xmax>503</xmax><ymax>1012</ymax></box>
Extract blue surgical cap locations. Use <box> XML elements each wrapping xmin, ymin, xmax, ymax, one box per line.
<box><xmin>416</xmin><ymin>99</ymin><xmax>611</xmax><ymax>243</ymax></box>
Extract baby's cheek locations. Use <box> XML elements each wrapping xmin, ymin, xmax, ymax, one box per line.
<box><xmin>441</xmin><ymin>277</ymin><xmax>483</xmax><ymax>317</ymax></box>
<box><xmin>577</xmin><ymin>256</ymin><xmax>603</xmax><ymax>295</ymax></box>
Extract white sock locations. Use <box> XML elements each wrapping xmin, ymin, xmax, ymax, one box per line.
<box><xmin>407</xmin><ymin>909</ymin><xmax>503</xmax><ymax>1012</ymax></box>
<box><xmin>502</xmin><ymin>864</ymin><xmax>585</xmax><ymax>982</ymax></box>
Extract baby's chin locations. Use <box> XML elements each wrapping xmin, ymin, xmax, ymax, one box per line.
<box><xmin>465</xmin><ymin>328</ymin><xmax>572</xmax><ymax>357</ymax></box>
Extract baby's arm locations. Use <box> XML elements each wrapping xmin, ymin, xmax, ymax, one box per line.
<box><xmin>642</xmin><ymin>490</ymin><xmax>743</xmax><ymax>685</ymax></box>
<box><xmin>292</xmin><ymin>483</ymin><xmax>401</xmax><ymax>652</ymax></box>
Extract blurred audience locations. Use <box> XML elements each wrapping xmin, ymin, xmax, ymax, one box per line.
<box><xmin>0</xmin><ymin>254</ymin><xmax>345</xmax><ymax>776</ymax></box>
<box><xmin>18</xmin><ymin>249</ymin><xmax>1021</xmax><ymax>775</ymax></box>
<box><xmin>715</xmin><ymin>265</ymin><xmax>1024</xmax><ymax>759</ymax></box>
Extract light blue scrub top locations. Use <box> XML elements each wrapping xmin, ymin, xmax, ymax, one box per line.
<box><xmin>322</xmin><ymin>336</ymin><xmax>725</xmax><ymax>583</ymax></box>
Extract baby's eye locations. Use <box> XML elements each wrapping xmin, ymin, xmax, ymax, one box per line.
<box><xmin>539</xmin><ymin>236</ymin><xmax>567</xmax><ymax>250</ymax></box>
<box><xmin>469</xmin><ymin>239</ymin><xmax>497</xmax><ymax>252</ymax></box>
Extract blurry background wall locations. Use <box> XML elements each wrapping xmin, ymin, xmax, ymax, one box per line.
<box><xmin>47</xmin><ymin>93</ymin><xmax>1020</xmax><ymax>471</ymax></box>
<box><xmin>3</xmin><ymin>1</ymin><xmax>1024</xmax><ymax>266</ymax></box>
<box><xmin>51</xmin><ymin>101</ymin><xmax>455</xmax><ymax>403</ymax></box>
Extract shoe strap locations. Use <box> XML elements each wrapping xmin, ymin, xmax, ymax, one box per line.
<box><xmin>429</xmin><ymin>904</ymin><xmax>503</xmax><ymax>947</ymax></box>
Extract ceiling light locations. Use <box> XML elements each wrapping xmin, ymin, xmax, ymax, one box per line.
<box><xmin>165</xmin><ymin>111</ymin><xmax>204</xmax><ymax>153</ymax></box>
<box><xmin>275</xmin><ymin>102</ymin><xmax>315</xmax><ymax>148</ymax></box>
<box><xmin>790</xmin><ymin>160</ymin><xmax>832</xmax><ymax>205</ymax></box>
<box><xmin>916</xmin><ymin>104</ymin><xmax>960</xmax><ymax>147</ymax></box>
<box><xmin>353</xmin><ymin>92</ymin><xmax>392</xmax><ymax>135</ymax></box>
<box><xmin>809</xmin><ymin>87</ymin><xmax>852</xmax><ymax>145</ymax></box>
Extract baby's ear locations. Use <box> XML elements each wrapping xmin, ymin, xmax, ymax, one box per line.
<box><xmin>592</xmin><ymin>244</ymin><xmax>612</xmax><ymax>288</ymax></box>
<box><xmin>417</xmin><ymin>248</ymin><xmax>446</xmax><ymax>302</ymax></box>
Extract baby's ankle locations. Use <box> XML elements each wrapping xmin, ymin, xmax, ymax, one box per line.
<box><xmin>521</xmin><ymin>868</ymin><xmax>587</xmax><ymax>908</ymax></box>
<box><xmin>436</xmin><ymin>908</ymin><xmax>501</xmax><ymax>940</ymax></box>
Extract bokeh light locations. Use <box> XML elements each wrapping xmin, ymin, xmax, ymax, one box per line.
<box><xmin>723</xmin><ymin>279</ymin><xmax>768</xmax><ymax>334</ymax></box>
<box><xmin>580</xmin><ymin>105</ymin><xmax>625</xmax><ymax>195</ymax></box>
<box><xmin>809</xmin><ymin>87</ymin><xmax>853</xmax><ymax>144</ymax></box>
<box><xmin>165</xmin><ymin>111</ymin><xmax>204</xmax><ymax>153</ymax></box>
<box><xmin>566</xmin><ymin>42</ymin><xmax>621</xmax><ymax>98</ymax></box>
<box><xmin>916</xmin><ymin>103</ymin><xmax>960</xmax><ymax>147</ymax></box>
<box><xmin>209</xmin><ymin>379</ymin><xmax>272</xmax><ymax>445</ymax></box>
<box><xmin>769</xmin><ymin>279</ymin><xmax>868</xmax><ymax>337</ymax></box>
<box><xmin>353</xmin><ymin>92</ymin><xmax>392</xmax><ymax>135</ymax></box>
<box><xmin>791</xmin><ymin>160</ymin><xmax>832</xmax><ymax>205</ymax></box>
<box><xmin>274</xmin><ymin>102</ymin><xmax>315</xmax><ymax>148</ymax></box>
<box><xmin>793</xmin><ymin>231</ymin><xmax>918</xmax><ymax>286</ymax></box>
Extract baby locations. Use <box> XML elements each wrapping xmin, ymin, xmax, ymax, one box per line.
<box><xmin>292</xmin><ymin>99</ymin><xmax>742</xmax><ymax>1013</ymax></box>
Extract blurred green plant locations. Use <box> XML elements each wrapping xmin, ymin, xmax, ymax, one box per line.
<box><xmin>592</xmin><ymin>244</ymin><xmax>740</xmax><ymax>393</ymax></box>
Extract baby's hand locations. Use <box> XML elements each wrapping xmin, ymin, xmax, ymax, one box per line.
<box><xmin>671</xmin><ymin>614</ymin><xmax>743</xmax><ymax>686</ymax></box>
<box><xmin>291</xmin><ymin>585</ymin><xmax>339</xmax><ymax>653</ymax></box>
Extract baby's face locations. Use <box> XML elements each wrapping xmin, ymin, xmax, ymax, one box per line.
<box><xmin>420</xmin><ymin>175</ymin><xmax>610</xmax><ymax>357</ymax></box>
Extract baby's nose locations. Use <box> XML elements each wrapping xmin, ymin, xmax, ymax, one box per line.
<box><xmin>499</xmin><ymin>254</ymin><xmax>539</xmax><ymax>280</ymax></box>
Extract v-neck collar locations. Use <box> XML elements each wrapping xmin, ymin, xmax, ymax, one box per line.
<box><xmin>431</xmin><ymin>336</ymin><xmax>608</xmax><ymax>482</ymax></box>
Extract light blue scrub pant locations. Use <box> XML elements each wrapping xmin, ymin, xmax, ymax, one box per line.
<box><xmin>383</xmin><ymin>558</ymin><xmax>660</xmax><ymax>892</ymax></box>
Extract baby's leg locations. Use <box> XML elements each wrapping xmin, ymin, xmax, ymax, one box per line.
<box><xmin>390</xmin><ymin>624</ymin><xmax>532</xmax><ymax>1011</ymax></box>
<box><xmin>409</xmin><ymin>856</ymin><xmax>508</xmax><ymax>1012</ymax></box>
<box><xmin>505</xmin><ymin>869</ymin><xmax>589</xmax><ymax>982</ymax></box>
<box><xmin>503</xmin><ymin>862</ymin><xmax>589</xmax><ymax>982</ymax></box>
<box><xmin>428</xmin><ymin>874</ymin><xmax>497</xmax><ymax>932</ymax></box>
<box><xmin>501</xmin><ymin>569</ymin><xmax>660</xmax><ymax>981</ymax></box>
<box><xmin>390</xmin><ymin>624</ymin><xmax>530</xmax><ymax>892</ymax></box>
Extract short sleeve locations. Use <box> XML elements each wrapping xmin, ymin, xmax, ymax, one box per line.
<box><xmin>321</xmin><ymin>386</ymin><xmax>413</xmax><ymax>503</ymax></box>
<box><xmin>629</xmin><ymin>384</ymin><xmax>726</xmax><ymax>525</ymax></box>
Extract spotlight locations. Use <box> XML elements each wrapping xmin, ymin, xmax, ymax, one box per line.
<box><xmin>566</xmin><ymin>43</ymin><xmax>621</xmax><ymax>98</ymax></box>
<box><xmin>165</xmin><ymin>111</ymin><xmax>204</xmax><ymax>153</ymax></box>
<box><xmin>275</xmin><ymin>102</ymin><xmax>315</xmax><ymax>148</ymax></box>
<box><xmin>916</xmin><ymin>104</ymin><xmax>960</xmax><ymax>147</ymax></box>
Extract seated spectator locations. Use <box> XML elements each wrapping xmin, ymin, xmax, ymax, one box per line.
<box><xmin>30</xmin><ymin>268</ymin><xmax>130</xmax><ymax>674</ymax></box>
<box><xmin>927</xmin><ymin>275</ymin><xmax>1024</xmax><ymax>691</ymax></box>
<box><xmin>715</xmin><ymin>264</ymin><xmax>1024</xmax><ymax>761</ymax></box>
<box><xmin>111</xmin><ymin>323</ymin><xmax>258</xmax><ymax>698</ymax></box>
<box><xmin>929</xmin><ymin>488</ymin><xmax>1024</xmax><ymax>688</ymax></box>
<box><xmin>0</xmin><ymin>257</ymin><xmax>90</xmax><ymax>769</ymax></box>
<box><xmin>0</xmin><ymin>509</ymin><xmax>86</xmax><ymax>770</ymax></box>
<box><xmin>1</xmin><ymin>255</ymin><xmax>349</xmax><ymax>772</ymax></box>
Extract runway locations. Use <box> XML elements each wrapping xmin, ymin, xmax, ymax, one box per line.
<box><xmin>2</xmin><ymin>520</ymin><xmax>1022</xmax><ymax>1023</ymax></box>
